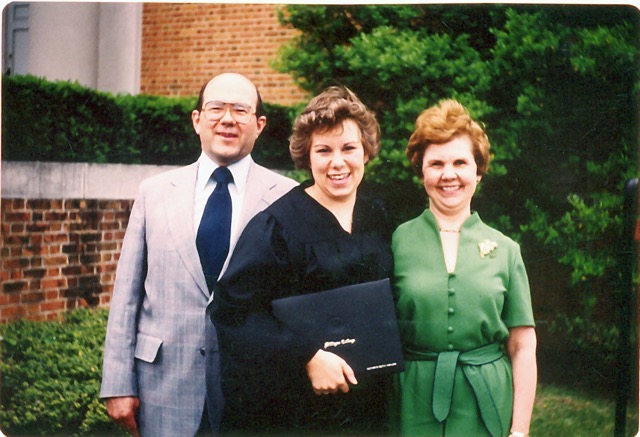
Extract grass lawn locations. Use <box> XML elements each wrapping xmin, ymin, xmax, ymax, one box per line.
<box><xmin>532</xmin><ymin>384</ymin><xmax>639</xmax><ymax>436</ymax></box>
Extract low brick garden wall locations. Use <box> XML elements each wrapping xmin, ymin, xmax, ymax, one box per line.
<box><xmin>0</xmin><ymin>161</ymin><xmax>177</xmax><ymax>323</ymax></box>
<box><xmin>1</xmin><ymin>197</ymin><xmax>132</xmax><ymax>321</ymax></box>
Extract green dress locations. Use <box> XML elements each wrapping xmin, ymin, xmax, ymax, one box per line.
<box><xmin>388</xmin><ymin>210</ymin><xmax>535</xmax><ymax>437</ymax></box>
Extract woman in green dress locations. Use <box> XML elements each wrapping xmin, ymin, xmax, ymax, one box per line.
<box><xmin>388</xmin><ymin>99</ymin><xmax>537</xmax><ymax>437</ymax></box>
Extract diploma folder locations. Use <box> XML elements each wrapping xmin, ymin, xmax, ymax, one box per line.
<box><xmin>271</xmin><ymin>278</ymin><xmax>404</xmax><ymax>377</ymax></box>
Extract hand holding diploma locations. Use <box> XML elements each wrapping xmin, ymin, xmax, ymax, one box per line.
<box><xmin>306</xmin><ymin>349</ymin><xmax>358</xmax><ymax>395</ymax></box>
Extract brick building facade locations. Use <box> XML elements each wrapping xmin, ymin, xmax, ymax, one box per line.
<box><xmin>140</xmin><ymin>3</ymin><xmax>308</xmax><ymax>105</ymax></box>
<box><xmin>6</xmin><ymin>3</ymin><xmax>307</xmax><ymax>103</ymax></box>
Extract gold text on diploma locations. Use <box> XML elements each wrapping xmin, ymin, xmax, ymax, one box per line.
<box><xmin>324</xmin><ymin>338</ymin><xmax>356</xmax><ymax>349</ymax></box>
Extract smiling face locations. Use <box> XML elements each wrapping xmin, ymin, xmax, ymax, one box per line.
<box><xmin>308</xmin><ymin>119</ymin><xmax>368</xmax><ymax>205</ymax></box>
<box><xmin>422</xmin><ymin>135</ymin><xmax>481</xmax><ymax>219</ymax></box>
<box><xmin>192</xmin><ymin>73</ymin><xmax>266</xmax><ymax>166</ymax></box>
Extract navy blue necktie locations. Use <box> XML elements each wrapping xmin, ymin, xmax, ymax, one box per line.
<box><xmin>197</xmin><ymin>166</ymin><xmax>233</xmax><ymax>292</ymax></box>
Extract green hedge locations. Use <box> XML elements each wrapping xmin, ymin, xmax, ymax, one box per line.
<box><xmin>1</xmin><ymin>74</ymin><xmax>295</xmax><ymax>169</ymax></box>
<box><xmin>0</xmin><ymin>309</ymin><xmax>121</xmax><ymax>436</ymax></box>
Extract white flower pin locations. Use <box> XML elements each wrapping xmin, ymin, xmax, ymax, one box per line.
<box><xmin>478</xmin><ymin>240</ymin><xmax>498</xmax><ymax>258</ymax></box>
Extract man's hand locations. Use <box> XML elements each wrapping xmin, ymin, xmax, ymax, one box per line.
<box><xmin>306</xmin><ymin>349</ymin><xmax>358</xmax><ymax>395</ymax></box>
<box><xmin>106</xmin><ymin>396</ymin><xmax>140</xmax><ymax>437</ymax></box>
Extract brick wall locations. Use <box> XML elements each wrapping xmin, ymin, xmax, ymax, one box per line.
<box><xmin>0</xmin><ymin>198</ymin><xmax>132</xmax><ymax>322</ymax></box>
<box><xmin>0</xmin><ymin>161</ymin><xmax>178</xmax><ymax>323</ymax></box>
<box><xmin>140</xmin><ymin>3</ymin><xmax>309</xmax><ymax>106</ymax></box>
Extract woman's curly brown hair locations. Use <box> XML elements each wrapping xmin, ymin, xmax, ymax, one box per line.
<box><xmin>289</xmin><ymin>85</ymin><xmax>380</xmax><ymax>171</ymax></box>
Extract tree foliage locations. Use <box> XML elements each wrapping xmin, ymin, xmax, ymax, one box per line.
<box><xmin>274</xmin><ymin>4</ymin><xmax>639</xmax><ymax>317</ymax></box>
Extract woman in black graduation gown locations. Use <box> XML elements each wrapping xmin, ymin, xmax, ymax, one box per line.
<box><xmin>210</xmin><ymin>85</ymin><xmax>393</xmax><ymax>435</ymax></box>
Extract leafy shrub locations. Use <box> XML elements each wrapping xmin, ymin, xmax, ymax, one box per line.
<box><xmin>549</xmin><ymin>314</ymin><xmax>621</xmax><ymax>360</ymax></box>
<box><xmin>2</xmin><ymin>74</ymin><xmax>295</xmax><ymax>169</ymax></box>
<box><xmin>2</xmin><ymin>75</ymin><xmax>134</xmax><ymax>163</ymax></box>
<box><xmin>543</xmin><ymin>313</ymin><xmax>638</xmax><ymax>393</ymax></box>
<box><xmin>255</xmin><ymin>102</ymin><xmax>302</xmax><ymax>170</ymax></box>
<box><xmin>115</xmin><ymin>93</ymin><xmax>200</xmax><ymax>165</ymax></box>
<box><xmin>0</xmin><ymin>308</ymin><xmax>122</xmax><ymax>436</ymax></box>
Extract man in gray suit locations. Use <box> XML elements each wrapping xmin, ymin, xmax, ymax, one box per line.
<box><xmin>100</xmin><ymin>73</ymin><xmax>297</xmax><ymax>436</ymax></box>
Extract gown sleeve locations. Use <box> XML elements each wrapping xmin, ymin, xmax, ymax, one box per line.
<box><xmin>210</xmin><ymin>211</ymin><xmax>320</xmax><ymax>384</ymax></box>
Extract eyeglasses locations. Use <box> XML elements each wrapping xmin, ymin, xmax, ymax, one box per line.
<box><xmin>201</xmin><ymin>101</ymin><xmax>255</xmax><ymax>124</ymax></box>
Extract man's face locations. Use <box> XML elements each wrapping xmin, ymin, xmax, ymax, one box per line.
<box><xmin>192</xmin><ymin>74</ymin><xmax>266</xmax><ymax>166</ymax></box>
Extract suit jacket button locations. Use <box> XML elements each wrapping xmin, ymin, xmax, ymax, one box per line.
<box><xmin>200</xmin><ymin>348</ymin><xmax>206</xmax><ymax>356</ymax></box>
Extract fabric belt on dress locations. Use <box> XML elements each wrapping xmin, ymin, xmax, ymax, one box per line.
<box><xmin>404</xmin><ymin>342</ymin><xmax>505</xmax><ymax>437</ymax></box>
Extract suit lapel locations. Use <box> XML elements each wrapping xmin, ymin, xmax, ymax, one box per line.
<box><xmin>238</xmin><ymin>161</ymin><xmax>298</xmax><ymax>235</ymax></box>
<box><xmin>239</xmin><ymin>162</ymin><xmax>278</xmax><ymax>229</ymax></box>
<box><xmin>165</xmin><ymin>163</ymin><xmax>210</xmax><ymax>297</ymax></box>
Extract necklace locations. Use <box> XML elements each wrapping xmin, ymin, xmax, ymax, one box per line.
<box><xmin>439</xmin><ymin>228</ymin><xmax>460</xmax><ymax>233</ymax></box>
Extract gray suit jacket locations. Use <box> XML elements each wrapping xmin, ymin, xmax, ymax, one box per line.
<box><xmin>100</xmin><ymin>160</ymin><xmax>297</xmax><ymax>437</ymax></box>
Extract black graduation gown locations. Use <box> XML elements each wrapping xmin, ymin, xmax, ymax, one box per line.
<box><xmin>211</xmin><ymin>181</ymin><xmax>394</xmax><ymax>434</ymax></box>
